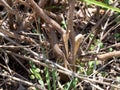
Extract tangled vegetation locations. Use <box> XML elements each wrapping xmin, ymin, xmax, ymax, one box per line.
<box><xmin>0</xmin><ymin>0</ymin><xmax>120</xmax><ymax>90</ymax></box>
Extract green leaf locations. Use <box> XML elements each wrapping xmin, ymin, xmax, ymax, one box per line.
<box><xmin>114</xmin><ymin>33</ymin><xmax>120</xmax><ymax>41</ymax></box>
<box><xmin>63</xmin><ymin>78</ymin><xmax>78</xmax><ymax>90</ymax></box>
<box><xmin>61</xmin><ymin>20</ymin><xmax>67</xmax><ymax>29</ymax></box>
<box><xmin>45</xmin><ymin>67</ymin><xmax>51</xmax><ymax>90</ymax></box>
<box><xmin>83</xmin><ymin>0</ymin><xmax>120</xmax><ymax>13</ymax></box>
<box><xmin>114</xmin><ymin>13</ymin><xmax>120</xmax><ymax>23</ymax></box>
<box><xmin>90</xmin><ymin>34</ymin><xmax>94</xmax><ymax>39</ymax></box>
<box><xmin>32</xmin><ymin>29</ymin><xmax>37</xmax><ymax>33</ymax></box>
<box><xmin>30</xmin><ymin>68</ymin><xmax>33</xmax><ymax>74</ymax></box>
<box><xmin>89</xmin><ymin>61</ymin><xmax>94</xmax><ymax>68</ymax></box>
<box><xmin>104</xmin><ymin>0</ymin><xmax>109</xmax><ymax>4</ymax></box>
<box><xmin>99</xmin><ymin>42</ymin><xmax>104</xmax><ymax>48</ymax></box>
<box><xmin>30</xmin><ymin>74</ymin><xmax>35</xmax><ymax>80</ymax></box>
<box><xmin>29</xmin><ymin>61</ymin><xmax>45</xmax><ymax>89</ymax></box>
<box><xmin>90</xmin><ymin>44</ymin><xmax>95</xmax><ymax>50</ymax></box>
<box><xmin>52</xmin><ymin>69</ymin><xmax>57</xmax><ymax>90</ymax></box>
<box><xmin>114</xmin><ymin>33</ymin><xmax>120</xmax><ymax>38</ymax></box>
<box><xmin>109</xmin><ymin>48</ymin><xmax>113</xmax><ymax>52</ymax></box>
<box><xmin>38</xmin><ymin>80</ymin><xmax>44</xmax><ymax>87</ymax></box>
<box><xmin>63</xmin><ymin>82</ymin><xmax>70</xmax><ymax>90</ymax></box>
<box><xmin>35</xmin><ymin>68</ymin><xmax>40</xmax><ymax>73</ymax></box>
<box><xmin>35</xmin><ymin>73</ymin><xmax>41</xmax><ymax>79</ymax></box>
<box><xmin>116</xmin><ymin>76</ymin><xmax>120</xmax><ymax>82</ymax></box>
<box><xmin>68</xmin><ymin>78</ymin><xmax>78</xmax><ymax>90</ymax></box>
<box><xmin>30</xmin><ymin>68</ymin><xmax>35</xmax><ymax>74</ymax></box>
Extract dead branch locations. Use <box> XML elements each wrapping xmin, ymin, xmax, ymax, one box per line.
<box><xmin>44</xmin><ymin>10</ymin><xmax>62</xmax><ymax>22</ymax></box>
<box><xmin>67</xmin><ymin>0</ymin><xmax>75</xmax><ymax>70</ymax></box>
<box><xmin>38</xmin><ymin>0</ymin><xmax>47</xmax><ymax>8</ymax></box>
<box><xmin>100</xmin><ymin>43</ymin><xmax>120</xmax><ymax>51</ymax></box>
<box><xmin>85</xmin><ymin>10</ymin><xmax>110</xmax><ymax>51</ymax></box>
<box><xmin>5</xmin><ymin>51</ymin><xmax>120</xmax><ymax>89</ymax></box>
<box><xmin>97</xmin><ymin>51</ymin><xmax>120</xmax><ymax>60</ymax></box>
<box><xmin>27</xmin><ymin>0</ymin><xmax>66</xmax><ymax>34</ymax></box>
<box><xmin>0</xmin><ymin>0</ymin><xmax>16</xmax><ymax>14</ymax></box>
<box><xmin>101</xmin><ymin>22</ymin><xmax>120</xmax><ymax>40</ymax></box>
<box><xmin>0</xmin><ymin>28</ymin><xmax>36</xmax><ymax>44</ymax></box>
<box><xmin>0</xmin><ymin>73</ymin><xmax>33</xmax><ymax>86</ymax></box>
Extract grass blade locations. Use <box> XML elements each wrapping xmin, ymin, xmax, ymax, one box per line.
<box><xmin>83</xmin><ymin>0</ymin><xmax>120</xmax><ymax>13</ymax></box>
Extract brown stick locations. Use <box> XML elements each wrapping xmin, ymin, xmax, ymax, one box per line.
<box><xmin>44</xmin><ymin>10</ymin><xmax>62</xmax><ymax>22</ymax></box>
<box><xmin>7</xmin><ymin>0</ymin><xmax>15</xmax><ymax>30</ymax></box>
<box><xmin>97</xmin><ymin>51</ymin><xmax>120</xmax><ymax>60</ymax></box>
<box><xmin>6</xmin><ymin>51</ymin><xmax>120</xmax><ymax>89</ymax></box>
<box><xmin>101</xmin><ymin>22</ymin><xmax>120</xmax><ymax>40</ymax></box>
<box><xmin>0</xmin><ymin>29</ymin><xmax>36</xmax><ymax>44</ymax></box>
<box><xmin>67</xmin><ymin>0</ymin><xmax>75</xmax><ymax>69</ymax></box>
<box><xmin>85</xmin><ymin>10</ymin><xmax>110</xmax><ymax>51</ymax></box>
<box><xmin>0</xmin><ymin>0</ymin><xmax>16</xmax><ymax>14</ymax></box>
<box><xmin>100</xmin><ymin>43</ymin><xmax>120</xmax><ymax>51</ymax></box>
<box><xmin>38</xmin><ymin>0</ymin><xmax>47</xmax><ymax>8</ymax></box>
<box><xmin>27</xmin><ymin>0</ymin><xmax>66</xmax><ymax>34</ymax></box>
